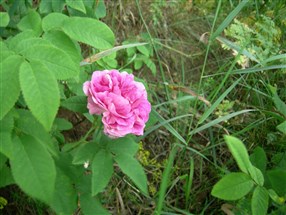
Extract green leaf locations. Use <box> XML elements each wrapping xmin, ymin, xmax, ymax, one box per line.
<box><xmin>66</xmin><ymin>0</ymin><xmax>86</xmax><ymax>14</ymax></box>
<box><xmin>0</xmin><ymin>55</ymin><xmax>23</xmax><ymax>120</ymax></box>
<box><xmin>211</xmin><ymin>172</ymin><xmax>254</xmax><ymax>200</ymax></box>
<box><xmin>134</xmin><ymin>59</ymin><xmax>143</xmax><ymax>70</ymax></box>
<box><xmin>0</xmin><ymin>154</ymin><xmax>13</xmax><ymax>188</ymax></box>
<box><xmin>50</xmin><ymin>168</ymin><xmax>77</xmax><ymax>215</ymax></box>
<box><xmin>126</xmin><ymin>47</ymin><xmax>136</xmax><ymax>57</ymax></box>
<box><xmin>0</xmin><ymin>41</ymin><xmax>14</xmax><ymax>62</ymax></box>
<box><xmin>42</xmin><ymin>12</ymin><xmax>68</xmax><ymax>32</ymax></box>
<box><xmin>61</xmin><ymin>96</ymin><xmax>88</xmax><ymax>113</ymax></box>
<box><xmin>248</xmin><ymin>165</ymin><xmax>264</xmax><ymax>186</ymax></box>
<box><xmin>277</xmin><ymin>121</ymin><xmax>286</xmax><ymax>134</ymax></box>
<box><xmin>59</xmin><ymin>83</ymin><xmax>66</xmax><ymax>99</ymax></box>
<box><xmin>268</xmin><ymin>189</ymin><xmax>284</xmax><ymax>205</ymax></box>
<box><xmin>224</xmin><ymin>136</ymin><xmax>264</xmax><ymax>185</ymax></box>
<box><xmin>267</xmin><ymin>169</ymin><xmax>286</xmax><ymax>196</ymax></box>
<box><xmin>271</xmin><ymin>153</ymin><xmax>286</xmax><ymax>169</ymax></box>
<box><xmin>1</xmin><ymin>50</ymin><xmax>15</xmax><ymax>63</ymax></box>
<box><xmin>39</xmin><ymin>0</ymin><xmax>52</xmax><ymax>14</ymax></box>
<box><xmin>115</xmin><ymin>153</ymin><xmax>148</xmax><ymax>195</ymax></box>
<box><xmin>7</xmin><ymin>30</ymin><xmax>37</xmax><ymax>52</ymax></box>
<box><xmin>268</xmin><ymin>85</ymin><xmax>286</xmax><ymax>117</ymax></box>
<box><xmin>94</xmin><ymin>0</ymin><xmax>106</xmax><ymax>18</ymax></box>
<box><xmin>66</xmin><ymin>72</ymin><xmax>88</xmax><ymax>95</ymax></box>
<box><xmin>250</xmin><ymin>147</ymin><xmax>267</xmax><ymax>173</ymax></box>
<box><xmin>62</xmin><ymin>17</ymin><xmax>115</xmax><ymax>49</ymax></box>
<box><xmin>14</xmin><ymin>38</ymin><xmax>52</xmax><ymax>54</ymax></box>
<box><xmin>17</xmin><ymin>10</ymin><xmax>42</xmax><ymax>36</ymax></box>
<box><xmin>55</xmin><ymin>152</ymin><xmax>83</xmax><ymax>183</ymax></box>
<box><xmin>0</xmin><ymin>12</ymin><xmax>10</xmax><ymax>27</ymax></box>
<box><xmin>20</xmin><ymin>61</ymin><xmax>60</xmax><ymax>131</ymax></box>
<box><xmin>52</xmin><ymin>0</ymin><xmax>65</xmax><ymax>12</ymax></box>
<box><xmin>224</xmin><ymin>135</ymin><xmax>252</xmax><ymax>174</ymax></box>
<box><xmin>0</xmin><ymin>165</ymin><xmax>14</xmax><ymax>188</ymax></box>
<box><xmin>0</xmin><ymin>153</ymin><xmax>7</xmax><ymax>169</ymax></box>
<box><xmin>137</xmin><ymin>45</ymin><xmax>149</xmax><ymax>57</ymax></box>
<box><xmin>77</xmin><ymin>173</ymin><xmax>91</xmax><ymax>194</ymax></box>
<box><xmin>0</xmin><ymin>111</ymin><xmax>14</xmax><ymax>158</ymax></box>
<box><xmin>43</xmin><ymin>30</ymin><xmax>82</xmax><ymax>63</ymax></box>
<box><xmin>10</xmin><ymin>135</ymin><xmax>56</xmax><ymax>204</ymax></box>
<box><xmin>91</xmin><ymin>150</ymin><xmax>114</xmax><ymax>196</ymax></box>
<box><xmin>20</xmin><ymin>44</ymin><xmax>79</xmax><ymax>80</ymax></box>
<box><xmin>0</xmin><ymin>132</ymin><xmax>12</xmax><ymax>159</ymax></box>
<box><xmin>107</xmin><ymin>136</ymin><xmax>138</xmax><ymax>156</ymax></box>
<box><xmin>54</xmin><ymin>118</ymin><xmax>73</xmax><ymax>131</ymax></box>
<box><xmin>100</xmin><ymin>55</ymin><xmax>117</xmax><ymax>68</ymax></box>
<box><xmin>251</xmin><ymin>186</ymin><xmax>269</xmax><ymax>215</ymax></box>
<box><xmin>15</xmin><ymin>109</ymin><xmax>58</xmax><ymax>157</ymax></box>
<box><xmin>80</xmin><ymin>194</ymin><xmax>110</xmax><ymax>215</ymax></box>
<box><xmin>72</xmin><ymin>141</ymin><xmax>100</xmax><ymax>165</ymax></box>
<box><xmin>144</xmin><ymin>58</ymin><xmax>156</xmax><ymax>76</ymax></box>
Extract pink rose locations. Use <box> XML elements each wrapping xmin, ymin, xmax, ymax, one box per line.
<box><xmin>83</xmin><ymin>70</ymin><xmax>151</xmax><ymax>138</ymax></box>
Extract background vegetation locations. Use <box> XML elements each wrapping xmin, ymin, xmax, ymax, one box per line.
<box><xmin>1</xmin><ymin>0</ymin><xmax>285</xmax><ymax>214</ymax></box>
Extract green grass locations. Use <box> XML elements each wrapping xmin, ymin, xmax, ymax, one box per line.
<box><xmin>2</xmin><ymin>0</ymin><xmax>286</xmax><ymax>214</ymax></box>
<box><xmin>115</xmin><ymin>1</ymin><xmax>286</xmax><ymax>214</ymax></box>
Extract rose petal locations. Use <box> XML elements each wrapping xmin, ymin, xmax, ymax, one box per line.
<box><xmin>83</xmin><ymin>70</ymin><xmax>151</xmax><ymax>138</ymax></box>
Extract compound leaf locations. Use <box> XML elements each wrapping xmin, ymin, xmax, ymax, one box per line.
<box><xmin>19</xmin><ymin>61</ymin><xmax>60</xmax><ymax>131</ymax></box>
<box><xmin>10</xmin><ymin>135</ymin><xmax>56</xmax><ymax>204</ymax></box>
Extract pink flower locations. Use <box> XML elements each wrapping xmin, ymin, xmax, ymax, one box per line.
<box><xmin>83</xmin><ymin>70</ymin><xmax>151</xmax><ymax>138</ymax></box>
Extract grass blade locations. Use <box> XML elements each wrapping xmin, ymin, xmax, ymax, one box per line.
<box><xmin>198</xmin><ymin>77</ymin><xmax>242</xmax><ymax>124</ymax></box>
<box><xmin>216</xmin><ymin>36</ymin><xmax>259</xmax><ymax>63</ymax></box>
<box><xmin>204</xmin><ymin>64</ymin><xmax>286</xmax><ymax>77</ymax></box>
<box><xmin>153</xmin><ymin>95</ymin><xmax>195</xmax><ymax>108</ymax></box>
<box><xmin>144</xmin><ymin>110</ymin><xmax>188</xmax><ymax>145</ymax></box>
<box><xmin>261</xmin><ymin>54</ymin><xmax>286</xmax><ymax>64</ymax></box>
<box><xmin>185</xmin><ymin>157</ymin><xmax>194</xmax><ymax>207</ymax></box>
<box><xmin>155</xmin><ymin>145</ymin><xmax>178</xmax><ymax>215</ymax></box>
<box><xmin>80</xmin><ymin>42</ymin><xmax>148</xmax><ymax>65</ymax></box>
<box><xmin>233</xmin><ymin>65</ymin><xmax>286</xmax><ymax>74</ymax></box>
<box><xmin>190</xmin><ymin>109</ymin><xmax>255</xmax><ymax>135</ymax></box>
<box><xmin>211</xmin><ymin>0</ymin><xmax>249</xmax><ymax>41</ymax></box>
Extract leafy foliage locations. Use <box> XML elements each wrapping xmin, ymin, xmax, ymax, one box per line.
<box><xmin>0</xmin><ymin>12</ymin><xmax>10</xmax><ymax>27</ymax></box>
<box><xmin>212</xmin><ymin>135</ymin><xmax>286</xmax><ymax>214</ymax></box>
<box><xmin>19</xmin><ymin>61</ymin><xmax>60</xmax><ymax>131</ymax></box>
<box><xmin>0</xmin><ymin>55</ymin><xmax>23</xmax><ymax>120</ymax></box>
<box><xmin>0</xmin><ymin>0</ymin><xmax>285</xmax><ymax>214</ymax></box>
<box><xmin>10</xmin><ymin>135</ymin><xmax>56</xmax><ymax>204</ymax></box>
<box><xmin>91</xmin><ymin>149</ymin><xmax>114</xmax><ymax>196</ymax></box>
<box><xmin>0</xmin><ymin>1</ymin><xmax>149</xmax><ymax>214</ymax></box>
<box><xmin>211</xmin><ymin>172</ymin><xmax>254</xmax><ymax>200</ymax></box>
<box><xmin>223</xmin><ymin>15</ymin><xmax>282</xmax><ymax>67</ymax></box>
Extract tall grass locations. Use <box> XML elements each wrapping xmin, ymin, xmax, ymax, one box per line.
<box><xmin>2</xmin><ymin>0</ymin><xmax>285</xmax><ymax>214</ymax></box>
<box><xmin>132</xmin><ymin>0</ymin><xmax>285</xmax><ymax>214</ymax></box>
